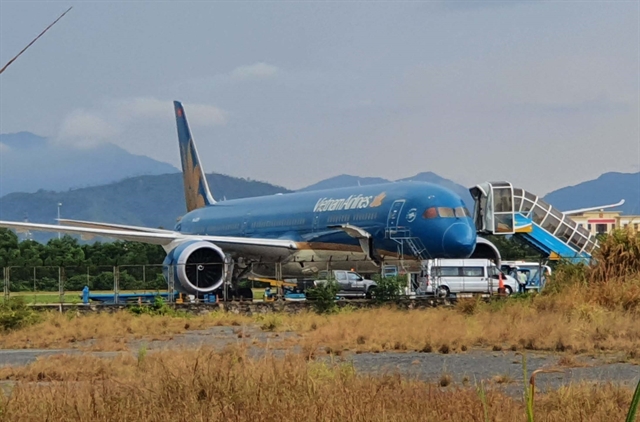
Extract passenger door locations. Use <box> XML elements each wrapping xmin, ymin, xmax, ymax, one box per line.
<box><xmin>347</xmin><ymin>271</ymin><xmax>365</xmax><ymax>291</ymax></box>
<box><xmin>462</xmin><ymin>266</ymin><xmax>486</xmax><ymax>292</ymax></box>
<box><xmin>334</xmin><ymin>271</ymin><xmax>349</xmax><ymax>291</ymax></box>
<box><xmin>387</xmin><ymin>200</ymin><xmax>405</xmax><ymax>233</ymax></box>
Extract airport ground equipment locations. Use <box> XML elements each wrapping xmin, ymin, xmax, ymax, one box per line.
<box><xmin>80</xmin><ymin>286</ymin><xmax>184</xmax><ymax>304</ymax></box>
<box><xmin>470</xmin><ymin>182</ymin><xmax>603</xmax><ymax>264</ymax></box>
<box><xmin>249</xmin><ymin>277</ymin><xmax>306</xmax><ymax>301</ymax></box>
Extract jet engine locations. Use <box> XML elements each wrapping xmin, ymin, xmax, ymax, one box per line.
<box><xmin>163</xmin><ymin>241</ymin><xmax>227</xmax><ymax>295</ymax></box>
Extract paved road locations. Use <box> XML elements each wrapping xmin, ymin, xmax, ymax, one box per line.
<box><xmin>0</xmin><ymin>327</ymin><xmax>638</xmax><ymax>394</ymax></box>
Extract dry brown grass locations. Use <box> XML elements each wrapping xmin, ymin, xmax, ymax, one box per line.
<box><xmin>4</xmin><ymin>289</ymin><xmax>640</xmax><ymax>355</ymax></box>
<box><xmin>2</xmin><ymin>235</ymin><xmax>640</xmax><ymax>356</ymax></box>
<box><xmin>0</xmin><ymin>347</ymin><xmax>635</xmax><ymax>422</ymax></box>
<box><xmin>0</xmin><ymin>311</ymin><xmax>252</xmax><ymax>350</ymax></box>
<box><xmin>272</xmin><ymin>297</ymin><xmax>640</xmax><ymax>356</ymax></box>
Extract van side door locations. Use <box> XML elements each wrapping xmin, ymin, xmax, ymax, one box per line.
<box><xmin>462</xmin><ymin>266</ymin><xmax>486</xmax><ymax>292</ymax></box>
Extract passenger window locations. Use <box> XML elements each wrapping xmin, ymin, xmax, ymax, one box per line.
<box><xmin>514</xmin><ymin>196</ymin><xmax>522</xmax><ymax>212</ymax></box>
<box><xmin>556</xmin><ymin>223</ymin><xmax>575</xmax><ymax>242</ymax></box>
<box><xmin>336</xmin><ymin>272</ymin><xmax>347</xmax><ymax>281</ymax></box>
<box><xmin>494</xmin><ymin>214</ymin><xmax>514</xmax><ymax>233</ymax></box>
<box><xmin>570</xmin><ymin>232</ymin><xmax>588</xmax><ymax>250</ymax></box>
<box><xmin>521</xmin><ymin>199</ymin><xmax>534</xmax><ymax>214</ymax></box>
<box><xmin>493</xmin><ymin>188</ymin><xmax>513</xmax><ymax>213</ymax></box>
<box><xmin>541</xmin><ymin>215</ymin><xmax>560</xmax><ymax>234</ymax></box>
<box><xmin>433</xmin><ymin>267</ymin><xmax>460</xmax><ymax>277</ymax></box>
<box><xmin>438</xmin><ymin>207</ymin><xmax>455</xmax><ymax>218</ymax></box>
<box><xmin>423</xmin><ymin>207</ymin><xmax>438</xmax><ymax>219</ymax></box>
<box><xmin>462</xmin><ymin>267</ymin><xmax>484</xmax><ymax>277</ymax></box>
<box><xmin>531</xmin><ymin>204</ymin><xmax>549</xmax><ymax>225</ymax></box>
<box><xmin>347</xmin><ymin>272</ymin><xmax>361</xmax><ymax>280</ymax></box>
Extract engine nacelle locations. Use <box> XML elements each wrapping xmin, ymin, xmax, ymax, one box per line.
<box><xmin>163</xmin><ymin>241</ymin><xmax>226</xmax><ymax>295</ymax></box>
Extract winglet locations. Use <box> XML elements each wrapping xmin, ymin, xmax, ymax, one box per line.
<box><xmin>174</xmin><ymin>101</ymin><xmax>216</xmax><ymax>212</ymax></box>
<box><xmin>563</xmin><ymin>199</ymin><xmax>625</xmax><ymax>215</ymax></box>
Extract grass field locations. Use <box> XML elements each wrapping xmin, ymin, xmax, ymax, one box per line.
<box><xmin>0</xmin><ymin>346</ymin><xmax>637</xmax><ymax>421</ymax></box>
<box><xmin>1</xmin><ymin>231</ymin><xmax>639</xmax><ymax>420</ymax></box>
<box><xmin>4</xmin><ymin>288</ymin><xmax>267</xmax><ymax>304</ymax></box>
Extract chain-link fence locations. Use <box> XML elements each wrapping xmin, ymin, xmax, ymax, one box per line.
<box><xmin>0</xmin><ymin>256</ymin><xmax>571</xmax><ymax>305</ymax></box>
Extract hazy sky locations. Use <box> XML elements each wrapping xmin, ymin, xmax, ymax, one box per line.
<box><xmin>1</xmin><ymin>1</ymin><xmax>638</xmax><ymax>195</ymax></box>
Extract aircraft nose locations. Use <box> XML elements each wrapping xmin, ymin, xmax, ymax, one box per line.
<box><xmin>442</xmin><ymin>223</ymin><xmax>476</xmax><ymax>258</ymax></box>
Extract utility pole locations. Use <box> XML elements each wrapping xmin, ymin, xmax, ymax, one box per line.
<box><xmin>57</xmin><ymin>202</ymin><xmax>62</xmax><ymax>239</ymax></box>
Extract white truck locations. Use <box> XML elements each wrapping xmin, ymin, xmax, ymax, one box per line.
<box><xmin>313</xmin><ymin>270</ymin><xmax>377</xmax><ymax>299</ymax></box>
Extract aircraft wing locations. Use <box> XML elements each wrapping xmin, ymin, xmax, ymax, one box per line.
<box><xmin>0</xmin><ymin>221</ymin><xmax>297</xmax><ymax>259</ymax></box>
<box><xmin>57</xmin><ymin>218</ymin><xmax>176</xmax><ymax>234</ymax></box>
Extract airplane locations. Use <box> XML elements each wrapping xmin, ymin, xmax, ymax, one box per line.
<box><xmin>0</xmin><ymin>101</ymin><xmax>477</xmax><ymax>298</ymax></box>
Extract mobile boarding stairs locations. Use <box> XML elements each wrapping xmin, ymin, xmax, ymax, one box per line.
<box><xmin>469</xmin><ymin>182</ymin><xmax>624</xmax><ymax>265</ymax></box>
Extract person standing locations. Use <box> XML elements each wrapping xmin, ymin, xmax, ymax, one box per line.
<box><xmin>517</xmin><ymin>270</ymin><xmax>528</xmax><ymax>294</ymax></box>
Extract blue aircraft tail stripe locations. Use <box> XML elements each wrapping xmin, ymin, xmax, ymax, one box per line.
<box><xmin>173</xmin><ymin>101</ymin><xmax>216</xmax><ymax>212</ymax></box>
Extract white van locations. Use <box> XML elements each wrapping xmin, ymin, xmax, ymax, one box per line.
<box><xmin>424</xmin><ymin>259</ymin><xmax>517</xmax><ymax>297</ymax></box>
<box><xmin>500</xmin><ymin>261</ymin><xmax>551</xmax><ymax>292</ymax></box>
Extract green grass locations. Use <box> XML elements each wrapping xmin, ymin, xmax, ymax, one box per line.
<box><xmin>4</xmin><ymin>288</ymin><xmax>267</xmax><ymax>304</ymax></box>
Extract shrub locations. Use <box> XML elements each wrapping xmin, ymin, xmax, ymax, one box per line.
<box><xmin>305</xmin><ymin>280</ymin><xmax>339</xmax><ymax>314</ymax></box>
<box><xmin>371</xmin><ymin>275</ymin><xmax>405</xmax><ymax>302</ymax></box>
<box><xmin>0</xmin><ymin>297</ymin><xmax>41</xmax><ymax>331</ymax></box>
<box><xmin>129</xmin><ymin>296</ymin><xmax>175</xmax><ymax>316</ymax></box>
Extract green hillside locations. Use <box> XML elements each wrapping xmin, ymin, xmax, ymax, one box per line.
<box><xmin>0</xmin><ymin>173</ymin><xmax>291</xmax><ymax>236</ymax></box>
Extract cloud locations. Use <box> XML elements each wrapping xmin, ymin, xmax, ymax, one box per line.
<box><xmin>56</xmin><ymin>97</ymin><xmax>227</xmax><ymax>147</ymax></box>
<box><xmin>0</xmin><ymin>142</ymin><xmax>10</xmax><ymax>153</ymax></box>
<box><xmin>230</xmin><ymin>62</ymin><xmax>278</xmax><ymax>80</ymax></box>
<box><xmin>58</xmin><ymin>110</ymin><xmax>118</xmax><ymax>148</ymax></box>
<box><xmin>182</xmin><ymin>103</ymin><xmax>228</xmax><ymax>126</ymax></box>
<box><xmin>112</xmin><ymin>97</ymin><xmax>227</xmax><ymax>126</ymax></box>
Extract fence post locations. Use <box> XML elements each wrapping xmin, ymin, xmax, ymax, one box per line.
<box><xmin>113</xmin><ymin>265</ymin><xmax>119</xmax><ymax>305</ymax></box>
<box><xmin>167</xmin><ymin>264</ymin><xmax>175</xmax><ymax>303</ymax></box>
<box><xmin>4</xmin><ymin>267</ymin><xmax>11</xmax><ymax>301</ymax></box>
<box><xmin>2</xmin><ymin>267</ymin><xmax>8</xmax><ymax>303</ymax></box>
<box><xmin>58</xmin><ymin>266</ymin><xmax>64</xmax><ymax>304</ymax></box>
<box><xmin>33</xmin><ymin>266</ymin><xmax>37</xmax><ymax>305</ymax></box>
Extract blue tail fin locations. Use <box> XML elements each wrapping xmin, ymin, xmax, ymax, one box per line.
<box><xmin>173</xmin><ymin>101</ymin><xmax>216</xmax><ymax>212</ymax></box>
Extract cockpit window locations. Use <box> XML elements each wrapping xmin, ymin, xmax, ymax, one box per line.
<box><xmin>438</xmin><ymin>207</ymin><xmax>455</xmax><ymax>218</ymax></box>
<box><xmin>422</xmin><ymin>207</ymin><xmax>438</xmax><ymax>219</ymax></box>
<box><xmin>424</xmin><ymin>207</ymin><xmax>471</xmax><ymax>219</ymax></box>
<box><xmin>455</xmin><ymin>207</ymin><xmax>470</xmax><ymax>218</ymax></box>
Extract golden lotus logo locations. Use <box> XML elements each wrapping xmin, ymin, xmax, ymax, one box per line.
<box><xmin>313</xmin><ymin>192</ymin><xmax>386</xmax><ymax>212</ymax></box>
<box><xmin>181</xmin><ymin>139</ymin><xmax>206</xmax><ymax>212</ymax></box>
<box><xmin>370</xmin><ymin>192</ymin><xmax>386</xmax><ymax>207</ymax></box>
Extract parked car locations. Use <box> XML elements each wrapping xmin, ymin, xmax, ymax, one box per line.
<box><xmin>424</xmin><ymin>258</ymin><xmax>517</xmax><ymax>297</ymax></box>
<box><xmin>313</xmin><ymin>270</ymin><xmax>377</xmax><ymax>298</ymax></box>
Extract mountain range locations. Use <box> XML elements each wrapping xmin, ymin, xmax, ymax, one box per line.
<box><xmin>543</xmin><ymin>172</ymin><xmax>639</xmax><ymax>215</ymax></box>
<box><xmin>1</xmin><ymin>132</ymin><xmax>638</xmax><ymax>243</ymax></box>
<box><xmin>0</xmin><ymin>132</ymin><xmax>179</xmax><ymax>197</ymax></box>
